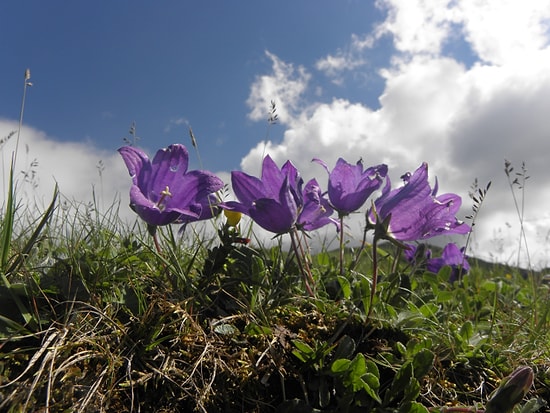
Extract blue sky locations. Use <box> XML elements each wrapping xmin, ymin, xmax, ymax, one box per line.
<box><xmin>1</xmin><ymin>1</ymin><xmax>388</xmax><ymax>170</ymax></box>
<box><xmin>2</xmin><ymin>1</ymin><xmax>550</xmax><ymax>268</ymax></box>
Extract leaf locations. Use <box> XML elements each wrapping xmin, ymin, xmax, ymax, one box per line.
<box><xmin>400</xmin><ymin>401</ymin><xmax>430</xmax><ymax>413</ymax></box>
<box><xmin>1</xmin><ymin>162</ymin><xmax>15</xmax><ymax>271</ymax></box>
<box><xmin>418</xmin><ymin>303</ymin><xmax>439</xmax><ymax>318</ymax></box>
<box><xmin>519</xmin><ymin>398</ymin><xmax>547</xmax><ymax>413</ymax></box>
<box><xmin>385</xmin><ymin>361</ymin><xmax>414</xmax><ymax>404</ymax></box>
<box><xmin>316</xmin><ymin>251</ymin><xmax>330</xmax><ymax>266</ymax></box>
<box><xmin>412</xmin><ymin>348</ymin><xmax>434</xmax><ymax>379</ymax></box>
<box><xmin>402</xmin><ymin>377</ymin><xmax>420</xmax><ymax>403</ymax></box>
<box><xmin>460</xmin><ymin>321</ymin><xmax>474</xmax><ymax>342</ymax></box>
<box><xmin>337</xmin><ymin>275</ymin><xmax>352</xmax><ymax>299</ymax></box>
<box><xmin>331</xmin><ymin>358</ymin><xmax>351</xmax><ymax>373</ymax></box>
<box><xmin>292</xmin><ymin>339</ymin><xmax>315</xmax><ymax>363</ymax></box>
<box><xmin>214</xmin><ymin>323</ymin><xmax>238</xmax><ymax>335</ymax></box>
<box><xmin>333</xmin><ymin>335</ymin><xmax>356</xmax><ymax>360</ymax></box>
<box><xmin>362</xmin><ymin>373</ymin><xmax>382</xmax><ymax>403</ymax></box>
<box><xmin>6</xmin><ymin>184</ymin><xmax>58</xmax><ymax>275</ymax></box>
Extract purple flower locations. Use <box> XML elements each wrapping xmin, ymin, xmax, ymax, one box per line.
<box><xmin>298</xmin><ymin>179</ymin><xmax>339</xmax><ymax>231</ymax></box>
<box><xmin>406</xmin><ymin>243</ymin><xmax>470</xmax><ymax>282</ymax></box>
<box><xmin>427</xmin><ymin>243</ymin><xmax>470</xmax><ymax>280</ymax></box>
<box><xmin>369</xmin><ymin>163</ymin><xmax>470</xmax><ymax>241</ymax></box>
<box><xmin>226</xmin><ymin>156</ymin><xmax>336</xmax><ymax>235</ymax></box>
<box><xmin>225</xmin><ymin>155</ymin><xmax>302</xmax><ymax>234</ymax></box>
<box><xmin>118</xmin><ymin>144</ymin><xmax>224</xmax><ymax>227</ymax></box>
<box><xmin>404</xmin><ymin>243</ymin><xmax>432</xmax><ymax>263</ymax></box>
<box><xmin>313</xmin><ymin>158</ymin><xmax>388</xmax><ymax>215</ymax></box>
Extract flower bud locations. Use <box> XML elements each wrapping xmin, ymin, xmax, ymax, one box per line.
<box><xmin>224</xmin><ymin>209</ymin><xmax>242</xmax><ymax>227</ymax></box>
<box><xmin>485</xmin><ymin>366</ymin><xmax>534</xmax><ymax>413</ymax></box>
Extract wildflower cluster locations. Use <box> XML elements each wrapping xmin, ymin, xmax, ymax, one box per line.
<box><xmin>119</xmin><ymin>144</ymin><xmax>471</xmax><ymax>292</ymax></box>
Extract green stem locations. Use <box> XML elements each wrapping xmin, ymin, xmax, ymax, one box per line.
<box><xmin>339</xmin><ymin>214</ymin><xmax>345</xmax><ymax>276</ymax></box>
<box><xmin>295</xmin><ymin>229</ymin><xmax>315</xmax><ymax>289</ymax></box>
<box><xmin>366</xmin><ymin>234</ymin><xmax>379</xmax><ymax>321</ymax></box>
<box><xmin>290</xmin><ymin>228</ymin><xmax>314</xmax><ymax>297</ymax></box>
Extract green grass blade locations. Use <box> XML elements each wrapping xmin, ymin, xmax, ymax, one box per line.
<box><xmin>1</xmin><ymin>160</ymin><xmax>15</xmax><ymax>271</ymax></box>
<box><xmin>6</xmin><ymin>183</ymin><xmax>58</xmax><ymax>275</ymax></box>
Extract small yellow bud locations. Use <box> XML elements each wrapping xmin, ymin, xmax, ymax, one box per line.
<box><xmin>224</xmin><ymin>209</ymin><xmax>242</xmax><ymax>227</ymax></box>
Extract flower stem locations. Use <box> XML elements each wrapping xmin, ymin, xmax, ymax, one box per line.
<box><xmin>366</xmin><ymin>233</ymin><xmax>379</xmax><ymax>321</ymax></box>
<box><xmin>290</xmin><ymin>228</ymin><xmax>314</xmax><ymax>297</ymax></box>
<box><xmin>295</xmin><ymin>229</ymin><xmax>315</xmax><ymax>289</ymax></box>
<box><xmin>339</xmin><ymin>214</ymin><xmax>345</xmax><ymax>276</ymax></box>
<box><xmin>153</xmin><ymin>232</ymin><xmax>162</xmax><ymax>255</ymax></box>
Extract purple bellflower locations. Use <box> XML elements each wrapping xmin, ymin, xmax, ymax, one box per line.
<box><xmin>226</xmin><ymin>155</ymin><xmax>301</xmax><ymax>234</ymax></box>
<box><xmin>405</xmin><ymin>242</ymin><xmax>470</xmax><ymax>282</ymax></box>
<box><xmin>313</xmin><ymin>157</ymin><xmax>387</xmax><ymax>276</ymax></box>
<box><xmin>313</xmin><ymin>157</ymin><xmax>388</xmax><ymax>216</ymax></box>
<box><xmin>427</xmin><ymin>243</ymin><xmax>470</xmax><ymax>282</ymax></box>
<box><xmin>226</xmin><ymin>155</ymin><xmax>336</xmax><ymax>235</ymax></box>
<box><xmin>118</xmin><ymin>144</ymin><xmax>224</xmax><ymax>229</ymax></box>
<box><xmin>298</xmin><ymin>179</ymin><xmax>339</xmax><ymax>232</ymax></box>
<box><xmin>226</xmin><ymin>155</ymin><xmax>336</xmax><ymax>296</ymax></box>
<box><xmin>369</xmin><ymin>162</ymin><xmax>470</xmax><ymax>242</ymax></box>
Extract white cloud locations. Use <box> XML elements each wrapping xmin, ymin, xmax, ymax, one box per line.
<box><xmin>374</xmin><ymin>0</ymin><xmax>460</xmax><ymax>55</ymax></box>
<box><xmin>239</xmin><ymin>2</ymin><xmax>550</xmax><ymax>269</ymax></box>
<box><xmin>456</xmin><ymin>0</ymin><xmax>550</xmax><ymax>65</ymax></box>
<box><xmin>375</xmin><ymin>0</ymin><xmax>550</xmax><ymax>63</ymax></box>
<box><xmin>0</xmin><ymin>119</ymin><xmax>133</xmax><ymax>221</ymax></box>
<box><xmin>246</xmin><ymin>51</ymin><xmax>311</xmax><ymax>125</ymax></box>
<box><xmin>316</xmin><ymin>34</ymin><xmax>374</xmax><ymax>82</ymax></box>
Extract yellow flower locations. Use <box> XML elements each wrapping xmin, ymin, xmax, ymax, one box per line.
<box><xmin>224</xmin><ymin>210</ymin><xmax>242</xmax><ymax>227</ymax></box>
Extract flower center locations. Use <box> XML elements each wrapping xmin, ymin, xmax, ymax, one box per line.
<box><xmin>156</xmin><ymin>186</ymin><xmax>172</xmax><ymax>211</ymax></box>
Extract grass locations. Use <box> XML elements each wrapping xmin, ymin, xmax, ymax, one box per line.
<box><xmin>0</xmin><ymin>184</ymin><xmax>549</xmax><ymax>412</ymax></box>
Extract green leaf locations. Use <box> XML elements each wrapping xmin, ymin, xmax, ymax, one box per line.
<box><xmin>402</xmin><ymin>377</ymin><xmax>420</xmax><ymax>403</ymax></box>
<box><xmin>434</xmin><ymin>290</ymin><xmax>454</xmax><ymax>302</ymax></box>
<box><xmin>292</xmin><ymin>339</ymin><xmax>315</xmax><ymax>363</ymax></box>
<box><xmin>316</xmin><ymin>251</ymin><xmax>330</xmax><ymax>266</ymax></box>
<box><xmin>460</xmin><ymin>321</ymin><xmax>474</xmax><ymax>341</ymax></box>
<box><xmin>412</xmin><ymin>348</ymin><xmax>434</xmax><ymax>379</ymax></box>
<box><xmin>6</xmin><ymin>184</ymin><xmax>58</xmax><ymax>275</ymax></box>
<box><xmin>337</xmin><ymin>275</ymin><xmax>352</xmax><ymax>299</ymax></box>
<box><xmin>333</xmin><ymin>335</ymin><xmax>356</xmax><ymax>360</ymax></box>
<box><xmin>331</xmin><ymin>358</ymin><xmax>351</xmax><ymax>373</ymax></box>
<box><xmin>418</xmin><ymin>302</ymin><xmax>439</xmax><ymax>318</ymax></box>
<box><xmin>400</xmin><ymin>401</ymin><xmax>430</xmax><ymax>413</ymax></box>
<box><xmin>520</xmin><ymin>398</ymin><xmax>548</xmax><ymax>413</ymax></box>
<box><xmin>436</xmin><ymin>265</ymin><xmax>452</xmax><ymax>281</ymax></box>
<box><xmin>0</xmin><ymin>161</ymin><xmax>15</xmax><ymax>271</ymax></box>
<box><xmin>385</xmin><ymin>361</ymin><xmax>414</xmax><ymax>404</ymax></box>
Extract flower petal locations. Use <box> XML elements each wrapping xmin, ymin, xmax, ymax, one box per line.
<box><xmin>250</xmin><ymin>198</ymin><xmax>296</xmax><ymax>234</ymax></box>
<box><xmin>232</xmin><ymin>171</ymin><xmax>269</xmax><ymax>206</ymax></box>
<box><xmin>118</xmin><ymin>146</ymin><xmax>151</xmax><ymax>187</ymax></box>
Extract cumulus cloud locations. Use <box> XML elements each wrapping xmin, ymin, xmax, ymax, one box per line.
<box><xmin>374</xmin><ymin>0</ymin><xmax>461</xmax><ymax>55</ymax></box>
<box><xmin>246</xmin><ymin>51</ymin><xmax>311</xmax><ymax>125</ymax></box>
<box><xmin>456</xmin><ymin>0</ymin><xmax>550</xmax><ymax>65</ymax></box>
<box><xmin>375</xmin><ymin>0</ymin><xmax>550</xmax><ymax>63</ymax></box>
<box><xmin>239</xmin><ymin>0</ymin><xmax>550</xmax><ymax>268</ymax></box>
<box><xmin>0</xmin><ymin>119</ymin><xmax>132</xmax><ymax>221</ymax></box>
